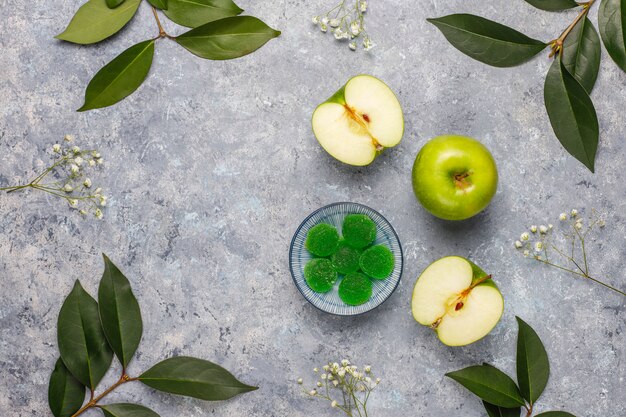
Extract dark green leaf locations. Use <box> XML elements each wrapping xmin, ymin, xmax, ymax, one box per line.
<box><xmin>523</xmin><ymin>0</ymin><xmax>578</xmax><ymax>11</ymax></box>
<box><xmin>598</xmin><ymin>0</ymin><xmax>626</xmax><ymax>72</ymax></box>
<box><xmin>147</xmin><ymin>0</ymin><xmax>168</xmax><ymax>10</ymax></box>
<box><xmin>98</xmin><ymin>254</ymin><xmax>143</xmax><ymax>368</ymax></box>
<box><xmin>516</xmin><ymin>317</ymin><xmax>550</xmax><ymax>404</ymax></box>
<box><xmin>101</xmin><ymin>403</ymin><xmax>160</xmax><ymax>417</ymax></box>
<box><xmin>535</xmin><ymin>413</ymin><xmax>577</xmax><ymax>417</ymax></box>
<box><xmin>544</xmin><ymin>55</ymin><xmax>599</xmax><ymax>172</ymax></box>
<box><xmin>78</xmin><ymin>40</ymin><xmax>155</xmax><ymax>111</ymax></box>
<box><xmin>562</xmin><ymin>17</ymin><xmax>601</xmax><ymax>93</ymax></box>
<box><xmin>446</xmin><ymin>364</ymin><xmax>526</xmax><ymax>408</ymax></box>
<box><xmin>106</xmin><ymin>0</ymin><xmax>126</xmax><ymax>8</ymax></box>
<box><xmin>48</xmin><ymin>359</ymin><xmax>86</xmax><ymax>417</ymax></box>
<box><xmin>58</xmin><ymin>280</ymin><xmax>113</xmax><ymax>389</ymax></box>
<box><xmin>484</xmin><ymin>401</ymin><xmax>521</xmax><ymax>417</ymax></box>
<box><xmin>426</xmin><ymin>14</ymin><xmax>547</xmax><ymax>67</ymax></box>
<box><xmin>138</xmin><ymin>356</ymin><xmax>257</xmax><ymax>400</ymax></box>
<box><xmin>175</xmin><ymin>16</ymin><xmax>281</xmax><ymax>60</ymax></box>
<box><xmin>163</xmin><ymin>0</ymin><xmax>242</xmax><ymax>28</ymax></box>
<box><xmin>56</xmin><ymin>0</ymin><xmax>141</xmax><ymax>45</ymax></box>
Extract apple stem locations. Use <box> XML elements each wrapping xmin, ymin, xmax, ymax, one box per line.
<box><xmin>469</xmin><ymin>274</ymin><xmax>492</xmax><ymax>290</ymax></box>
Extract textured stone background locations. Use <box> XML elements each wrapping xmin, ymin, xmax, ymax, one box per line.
<box><xmin>0</xmin><ymin>0</ymin><xmax>624</xmax><ymax>416</ymax></box>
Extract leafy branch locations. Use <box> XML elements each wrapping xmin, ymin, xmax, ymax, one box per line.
<box><xmin>49</xmin><ymin>254</ymin><xmax>256</xmax><ymax>417</ymax></box>
<box><xmin>447</xmin><ymin>317</ymin><xmax>576</xmax><ymax>417</ymax></box>
<box><xmin>56</xmin><ymin>0</ymin><xmax>281</xmax><ymax>111</ymax></box>
<box><xmin>428</xmin><ymin>0</ymin><xmax>626</xmax><ymax>172</ymax></box>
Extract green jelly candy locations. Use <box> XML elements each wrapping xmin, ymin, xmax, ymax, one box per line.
<box><xmin>342</xmin><ymin>214</ymin><xmax>376</xmax><ymax>249</ymax></box>
<box><xmin>339</xmin><ymin>272</ymin><xmax>373</xmax><ymax>306</ymax></box>
<box><xmin>305</xmin><ymin>223</ymin><xmax>340</xmax><ymax>257</ymax></box>
<box><xmin>304</xmin><ymin>258</ymin><xmax>337</xmax><ymax>293</ymax></box>
<box><xmin>360</xmin><ymin>245</ymin><xmax>394</xmax><ymax>279</ymax></box>
<box><xmin>331</xmin><ymin>241</ymin><xmax>361</xmax><ymax>274</ymax></box>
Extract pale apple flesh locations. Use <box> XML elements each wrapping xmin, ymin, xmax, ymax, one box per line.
<box><xmin>412</xmin><ymin>256</ymin><xmax>504</xmax><ymax>347</ymax></box>
<box><xmin>312</xmin><ymin>75</ymin><xmax>404</xmax><ymax>166</ymax></box>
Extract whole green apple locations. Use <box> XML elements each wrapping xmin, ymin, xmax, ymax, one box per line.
<box><xmin>412</xmin><ymin>135</ymin><xmax>498</xmax><ymax>221</ymax></box>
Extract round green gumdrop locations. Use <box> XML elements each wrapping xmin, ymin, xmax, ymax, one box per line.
<box><xmin>331</xmin><ymin>241</ymin><xmax>361</xmax><ymax>274</ymax></box>
<box><xmin>305</xmin><ymin>223</ymin><xmax>340</xmax><ymax>257</ymax></box>
<box><xmin>360</xmin><ymin>245</ymin><xmax>395</xmax><ymax>279</ymax></box>
<box><xmin>339</xmin><ymin>272</ymin><xmax>373</xmax><ymax>306</ymax></box>
<box><xmin>342</xmin><ymin>214</ymin><xmax>376</xmax><ymax>249</ymax></box>
<box><xmin>304</xmin><ymin>258</ymin><xmax>338</xmax><ymax>293</ymax></box>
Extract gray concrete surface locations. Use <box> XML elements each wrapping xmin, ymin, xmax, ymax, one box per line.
<box><xmin>1</xmin><ymin>1</ymin><xmax>625</xmax><ymax>416</ymax></box>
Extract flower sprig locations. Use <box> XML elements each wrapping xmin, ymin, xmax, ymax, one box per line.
<box><xmin>0</xmin><ymin>135</ymin><xmax>107</xmax><ymax>219</ymax></box>
<box><xmin>312</xmin><ymin>1</ymin><xmax>374</xmax><ymax>51</ymax></box>
<box><xmin>298</xmin><ymin>359</ymin><xmax>380</xmax><ymax>416</ymax></box>
<box><xmin>514</xmin><ymin>209</ymin><xmax>624</xmax><ymax>297</ymax></box>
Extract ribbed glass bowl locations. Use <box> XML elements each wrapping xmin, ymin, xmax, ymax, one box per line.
<box><xmin>289</xmin><ymin>202</ymin><xmax>403</xmax><ymax>316</ymax></box>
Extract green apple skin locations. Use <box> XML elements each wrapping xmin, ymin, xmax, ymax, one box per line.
<box><xmin>412</xmin><ymin>135</ymin><xmax>498</xmax><ymax>221</ymax></box>
<box><xmin>311</xmin><ymin>75</ymin><xmax>405</xmax><ymax>166</ymax></box>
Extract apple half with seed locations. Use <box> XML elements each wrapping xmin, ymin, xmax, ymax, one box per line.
<box><xmin>411</xmin><ymin>256</ymin><xmax>503</xmax><ymax>347</ymax></box>
<box><xmin>312</xmin><ymin>75</ymin><xmax>404</xmax><ymax>166</ymax></box>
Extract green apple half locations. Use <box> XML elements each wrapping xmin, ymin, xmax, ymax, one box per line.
<box><xmin>412</xmin><ymin>135</ymin><xmax>498</xmax><ymax>221</ymax></box>
<box><xmin>411</xmin><ymin>256</ymin><xmax>503</xmax><ymax>347</ymax></box>
<box><xmin>312</xmin><ymin>75</ymin><xmax>404</xmax><ymax>166</ymax></box>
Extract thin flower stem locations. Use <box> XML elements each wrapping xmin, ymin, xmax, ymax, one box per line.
<box><xmin>535</xmin><ymin>258</ymin><xmax>626</xmax><ymax>297</ymax></box>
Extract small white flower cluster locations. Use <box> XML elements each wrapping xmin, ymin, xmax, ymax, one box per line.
<box><xmin>299</xmin><ymin>359</ymin><xmax>379</xmax><ymax>414</ymax></box>
<box><xmin>51</xmin><ymin>135</ymin><xmax>107</xmax><ymax>219</ymax></box>
<box><xmin>312</xmin><ymin>1</ymin><xmax>374</xmax><ymax>51</ymax></box>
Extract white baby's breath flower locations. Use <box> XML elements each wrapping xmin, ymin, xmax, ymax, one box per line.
<box><xmin>297</xmin><ymin>378</ymin><xmax>303</xmax><ymax>384</ymax></box>
<box><xmin>321</xmin><ymin>16</ymin><xmax>329</xmax><ymax>25</ymax></box>
<box><xmin>338</xmin><ymin>369</ymin><xmax>346</xmax><ymax>377</ymax></box>
<box><xmin>320</xmin><ymin>24</ymin><xmax>328</xmax><ymax>32</ymax></box>
<box><xmin>534</xmin><ymin>242</ymin><xmax>544</xmax><ymax>252</ymax></box>
<box><xmin>575</xmin><ymin>222</ymin><xmax>583</xmax><ymax>230</ymax></box>
<box><xmin>89</xmin><ymin>160</ymin><xmax>96</xmax><ymax>167</ymax></box>
<box><xmin>323</xmin><ymin>365</ymin><xmax>329</xmax><ymax>371</ymax></box>
<box><xmin>539</xmin><ymin>225</ymin><xmax>548</xmax><ymax>234</ymax></box>
<box><xmin>79</xmin><ymin>209</ymin><xmax>87</xmax><ymax>216</ymax></box>
<box><xmin>96</xmin><ymin>158</ymin><xmax>104</xmax><ymax>165</ymax></box>
<box><xmin>350</xmin><ymin>21</ymin><xmax>361</xmax><ymax>36</ymax></box>
<box><xmin>313</xmin><ymin>368</ymin><xmax>319</xmax><ymax>373</ymax></box>
<box><xmin>520</xmin><ymin>232</ymin><xmax>530</xmax><ymax>241</ymax></box>
<box><xmin>599</xmin><ymin>219</ymin><xmax>606</xmax><ymax>228</ymax></box>
<box><xmin>523</xmin><ymin>250</ymin><xmax>530</xmax><ymax>258</ymax></box>
<box><xmin>331</xmin><ymin>400</ymin><xmax>338</xmax><ymax>408</ymax></box>
<box><xmin>329</xmin><ymin>18</ymin><xmax>340</xmax><ymax>28</ymax></box>
<box><xmin>349</xmin><ymin>41</ymin><xmax>357</xmax><ymax>51</ymax></box>
<box><xmin>52</xmin><ymin>144</ymin><xmax>61</xmax><ymax>153</ymax></box>
<box><xmin>71</xmin><ymin>146</ymin><xmax>80</xmax><ymax>154</ymax></box>
<box><xmin>530</xmin><ymin>225</ymin><xmax>537</xmax><ymax>233</ymax></box>
<box><xmin>312</xmin><ymin>16</ymin><xmax>320</xmax><ymax>24</ymax></box>
<box><xmin>571</xmin><ymin>209</ymin><xmax>578</xmax><ymax>217</ymax></box>
<box><xmin>359</xmin><ymin>0</ymin><xmax>367</xmax><ymax>12</ymax></box>
<box><xmin>316</xmin><ymin>381</ymin><xmax>322</xmax><ymax>387</ymax></box>
<box><xmin>95</xmin><ymin>209</ymin><xmax>103</xmax><ymax>219</ymax></box>
<box><xmin>94</xmin><ymin>187</ymin><xmax>102</xmax><ymax>195</ymax></box>
<box><xmin>70</xmin><ymin>164</ymin><xmax>79</xmax><ymax>174</ymax></box>
<box><xmin>559</xmin><ymin>213</ymin><xmax>567</xmax><ymax>221</ymax></box>
<box><xmin>548</xmin><ymin>223</ymin><xmax>554</xmax><ymax>229</ymax></box>
<box><xmin>332</xmin><ymin>380</ymin><xmax>339</xmax><ymax>386</ymax></box>
<box><xmin>375</xmin><ymin>377</ymin><xmax>381</xmax><ymax>384</ymax></box>
<box><xmin>363</xmin><ymin>36</ymin><xmax>374</xmax><ymax>51</ymax></box>
<box><xmin>63</xmin><ymin>184</ymin><xmax>73</xmax><ymax>193</ymax></box>
<box><xmin>309</xmin><ymin>389</ymin><xmax>317</xmax><ymax>396</ymax></box>
<box><xmin>321</xmin><ymin>373</ymin><xmax>327</xmax><ymax>380</ymax></box>
<box><xmin>515</xmin><ymin>240</ymin><xmax>523</xmax><ymax>249</ymax></box>
<box><xmin>83</xmin><ymin>178</ymin><xmax>92</xmax><ymax>188</ymax></box>
<box><xmin>99</xmin><ymin>196</ymin><xmax>107</xmax><ymax>206</ymax></box>
<box><xmin>64</xmin><ymin>134</ymin><xmax>74</xmax><ymax>142</ymax></box>
<box><xmin>68</xmin><ymin>199</ymin><xmax>78</xmax><ymax>208</ymax></box>
<box><xmin>364</xmin><ymin>365</ymin><xmax>371</xmax><ymax>373</ymax></box>
<box><xmin>74</xmin><ymin>156</ymin><xmax>84</xmax><ymax>166</ymax></box>
<box><xmin>341</xmin><ymin>359</ymin><xmax>350</xmax><ymax>367</ymax></box>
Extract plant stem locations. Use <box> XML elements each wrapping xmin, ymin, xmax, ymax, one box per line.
<box><xmin>71</xmin><ymin>373</ymin><xmax>137</xmax><ymax>417</ymax></box>
<box><xmin>550</xmin><ymin>0</ymin><xmax>596</xmax><ymax>56</ymax></box>
<box><xmin>151</xmin><ymin>7</ymin><xmax>173</xmax><ymax>39</ymax></box>
<box><xmin>525</xmin><ymin>404</ymin><xmax>533</xmax><ymax>417</ymax></box>
<box><xmin>535</xmin><ymin>258</ymin><xmax>626</xmax><ymax>297</ymax></box>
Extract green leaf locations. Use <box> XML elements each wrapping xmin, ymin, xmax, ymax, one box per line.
<box><xmin>147</xmin><ymin>0</ymin><xmax>168</xmax><ymax>10</ymax></box>
<box><xmin>562</xmin><ymin>17</ymin><xmax>601</xmax><ymax>93</ymax></box>
<box><xmin>48</xmin><ymin>359</ymin><xmax>86</xmax><ymax>417</ymax></box>
<box><xmin>56</xmin><ymin>0</ymin><xmax>141</xmax><ymax>45</ymax></box>
<box><xmin>106</xmin><ymin>0</ymin><xmax>126</xmax><ymax>8</ymax></box>
<box><xmin>523</xmin><ymin>0</ymin><xmax>579</xmax><ymax>11</ymax></box>
<box><xmin>78</xmin><ymin>40</ymin><xmax>155</xmax><ymax>111</ymax></box>
<box><xmin>598</xmin><ymin>0</ymin><xmax>626</xmax><ymax>72</ymax></box>
<box><xmin>98</xmin><ymin>254</ymin><xmax>143</xmax><ymax>368</ymax></box>
<box><xmin>138</xmin><ymin>356</ymin><xmax>257</xmax><ymax>400</ymax></box>
<box><xmin>535</xmin><ymin>413</ymin><xmax>577</xmax><ymax>417</ymax></box>
<box><xmin>175</xmin><ymin>16</ymin><xmax>281</xmax><ymax>60</ymax></box>
<box><xmin>58</xmin><ymin>280</ymin><xmax>113</xmax><ymax>389</ymax></box>
<box><xmin>100</xmin><ymin>403</ymin><xmax>160</xmax><ymax>417</ymax></box>
<box><xmin>163</xmin><ymin>0</ymin><xmax>242</xmax><ymax>28</ymax></box>
<box><xmin>426</xmin><ymin>14</ymin><xmax>547</xmax><ymax>67</ymax></box>
<box><xmin>544</xmin><ymin>55</ymin><xmax>599</xmax><ymax>172</ymax></box>
<box><xmin>483</xmin><ymin>401</ymin><xmax>521</xmax><ymax>417</ymax></box>
<box><xmin>516</xmin><ymin>317</ymin><xmax>550</xmax><ymax>404</ymax></box>
<box><xmin>446</xmin><ymin>364</ymin><xmax>526</xmax><ymax>408</ymax></box>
